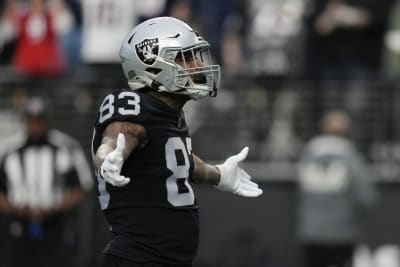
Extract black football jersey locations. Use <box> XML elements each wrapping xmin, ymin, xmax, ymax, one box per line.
<box><xmin>92</xmin><ymin>88</ymin><xmax>199</xmax><ymax>265</ymax></box>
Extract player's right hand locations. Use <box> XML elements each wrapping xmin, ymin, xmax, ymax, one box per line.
<box><xmin>99</xmin><ymin>133</ymin><xmax>130</xmax><ymax>187</ymax></box>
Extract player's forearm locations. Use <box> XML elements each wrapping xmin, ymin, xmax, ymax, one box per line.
<box><xmin>192</xmin><ymin>154</ymin><xmax>221</xmax><ymax>185</ymax></box>
<box><xmin>94</xmin><ymin>121</ymin><xmax>147</xmax><ymax>173</ymax></box>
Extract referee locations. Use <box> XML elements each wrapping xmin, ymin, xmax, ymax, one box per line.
<box><xmin>0</xmin><ymin>97</ymin><xmax>93</xmax><ymax>267</ymax></box>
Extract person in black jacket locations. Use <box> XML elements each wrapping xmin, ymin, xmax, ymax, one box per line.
<box><xmin>304</xmin><ymin>0</ymin><xmax>394</xmax><ymax>80</ymax></box>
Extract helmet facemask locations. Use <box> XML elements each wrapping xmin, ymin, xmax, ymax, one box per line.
<box><xmin>170</xmin><ymin>43</ymin><xmax>221</xmax><ymax>100</ymax></box>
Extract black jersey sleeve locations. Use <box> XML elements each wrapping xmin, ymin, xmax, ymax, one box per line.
<box><xmin>95</xmin><ymin>89</ymin><xmax>145</xmax><ymax>130</ymax></box>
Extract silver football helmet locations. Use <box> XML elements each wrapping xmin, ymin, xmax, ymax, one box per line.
<box><xmin>119</xmin><ymin>17</ymin><xmax>221</xmax><ymax>100</ymax></box>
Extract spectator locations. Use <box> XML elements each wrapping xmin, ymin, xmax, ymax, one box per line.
<box><xmin>52</xmin><ymin>0</ymin><xmax>84</xmax><ymax>71</ymax></box>
<box><xmin>303</xmin><ymin>0</ymin><xmax>394</xmax><ymax>147</ymax></box>
<box><xmin>12</xmin><ymin>0</ymin><xmax>66</xmax><ymax>77</ymax></box>
<box><xmin>220</xmin><ymin>12</ymin><xmax>246</xmax><ymax>76</ymax></box>
<box><xmin>193</xmin><ymin>0</ymin><xmax>238</xmax><ymax>64</ymax></box>
<box><xmin>245</xmin><ymin>0</ymin><xmax>306</xmax><ymax>77</ymax></box>
<box><xmin>382</xmin><ymin>0</ymin><xmax>400</xmax><ymax>77</ymax></box>
<box><xmin>0</xmin><ymin>97</ymin><xmax>93</xmax><ymax>267</ymax></box>
<box><xmin>296</xmin><ymin>110</ymin><xmax>378</xmax><ymax>267</ymax></box>
<box><xmin>136</xmin><ymin>0</ymin><xmax>166</xmax><ymax>23</ymax></box>
<box><xmin>303</xmin><ymin>0</ymin><xmax>393</xmax><ymax>80</ymax></box>
<box><xmin>0</xmin><ymin>0</ymin><xmax>19</xmax><ymax>64</ymax></box>
<box><xmin>81</xmin><ymin>0</ymin><xmax>137</xmax><ymax>64</ymax></box>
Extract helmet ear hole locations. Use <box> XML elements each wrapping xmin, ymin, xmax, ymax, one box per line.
<box><xmin>145</xmin><ymin>68</ymin><xmax>161</xmax><ymax>74</ymax></box>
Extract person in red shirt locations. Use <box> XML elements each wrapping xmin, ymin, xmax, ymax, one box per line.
<box><xmin>12</xmin><ymin>0</ymin><xmax>65</xmax><ymax>77</ymax></box>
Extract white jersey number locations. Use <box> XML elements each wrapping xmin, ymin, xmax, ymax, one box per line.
<box><xmin>98</xmin><ymin>92</ymin><xmax>140</xmax><ymax>123</ymax></box>
<box><xmin>165</xmin><ymin>137</ymin><xmax>195</xmax><ymax>207</ymax></box>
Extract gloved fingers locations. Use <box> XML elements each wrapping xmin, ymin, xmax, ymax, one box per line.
<box><xmin>227</xmin><ymin>146</ymin><xmax>249</xmax><ymax>164</ymax></box>
<box><xmin>105</xmin><ymin>151</ymin><xmax>124</xmax><ymax>166</ymax></box>
<box><xmin>239</xmin><ymin>181</ymin><xmax>260</xmax><ymax>192</ymax></box>
<box><xmin>115</xmin><ymin>133</ymin><xmax>126</xmax><ymax>153</ymax></box>
<box><xmin>113</xmin><ymin>155</ymin><xmax>124</xmax><ymax>166</ymax></box>
<box><xmin>117</xmin><ymin>176</ymin><xmax>130</xmax><ymax>186</ymax></box>
<box><xmin>236</xmin><ymin>183</ymin><xmax>251</xmax><ymax>194</ymax></box>
<box><xmin>102</xmin><ymin>163</ymin><xmax>119</xmax><ymax>173</ymax></box>
<box><xmin>106</xmin><ymin>154</ymin><xmax>115</xmax><ymax>164</ymax></box>
<box><xmin>106</xmin><ymin>152</ymin><xmax>118</xmax><ymax>164</ymax></box>
<box><xmin>112</xmin><ymin>175</ymin><xmax>130</xmax><ymax>187</ymax></box>
<box><xmin>242</xmin><ymin>177</ymin><xmax>259</xmax><ymax>188</ymax></box>
<box><xmin>235</xmin><ymin>186</ymin><xmax>263</xmax><ymax>197</ymax></box>
<box><xmin>238</xmin><ymin>168</ymin><xmax>251</xmax><ymax>180</ymax></box>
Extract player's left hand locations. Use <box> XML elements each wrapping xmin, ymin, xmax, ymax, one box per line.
<box><xmin>215</xmin><ymin>147</ymin><xmax>263</xmax><ymax>197</ymax></box>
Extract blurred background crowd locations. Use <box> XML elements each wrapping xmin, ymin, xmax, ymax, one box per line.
<box><xmin>1</xmin><ymin>0</ymin><xmax>400</xmax><ymax>267</ymax></box>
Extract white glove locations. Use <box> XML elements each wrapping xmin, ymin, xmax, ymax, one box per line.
<box><xmin>99</xmin><ymin>133</ymin><xmax>130</xmax><ymax>187</ymax></box>
<box><xmin>216</xmin><ymin>147</ymin><xmax>263</xmax><ymax>197</ymax></box>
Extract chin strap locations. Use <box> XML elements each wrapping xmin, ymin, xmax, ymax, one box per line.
<box><xmin>128</xmin><ymin>75</ymin><xmax>211</xmax><ymax>100</ymax></box>
<box><xmin>128</xmin><ymin>76</ymin><xmax>168</xmax><ymax>92</ymax></box>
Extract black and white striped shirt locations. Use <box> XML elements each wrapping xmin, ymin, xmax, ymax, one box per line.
<box><xmin>0</xmin><ymin>129</ymin><xmax>93</xmax><ymax>209</ymax></box>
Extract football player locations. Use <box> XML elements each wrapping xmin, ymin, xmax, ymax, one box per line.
<box><xmin>92</xmin><ymin>16</ymin><xmax>263</xmax><ymax>267</ymax></box>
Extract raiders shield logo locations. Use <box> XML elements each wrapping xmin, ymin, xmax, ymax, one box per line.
<box><xmin>135</xmin><ymin>38</ymin><xmax>159</xmax><ymax>65</ymax></box>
